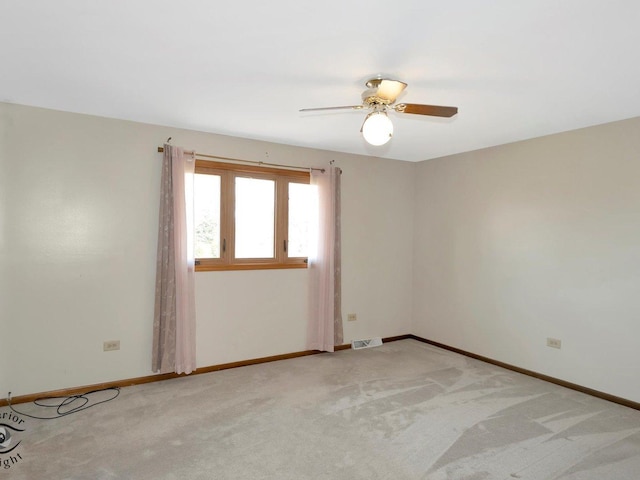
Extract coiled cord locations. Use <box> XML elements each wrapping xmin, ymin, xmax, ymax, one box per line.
<box><xmin>6</xmin><ymin>387</ymin><xmax>120</xmax><ymax>420</ymax></box>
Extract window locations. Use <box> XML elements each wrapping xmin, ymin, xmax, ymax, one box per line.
<box><xmin>193</xmin><ymin>160</ymin><xmax>313</xmax><ymax>271</ymax></box>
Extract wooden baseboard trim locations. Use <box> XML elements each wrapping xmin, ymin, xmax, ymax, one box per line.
<box><xmin>11</xmin><ymin>334</ymin><xmax>631</xmax><ymax>411</ymax></box>
<box><xmin>408</xmin><ymin>334</ymin><xmax>640</xmax><ymax>411</ymax></box>
<box><xmin>0</xmin><ymin>335</ymin><xmax>408</xmax><ymax>407</ymax></box>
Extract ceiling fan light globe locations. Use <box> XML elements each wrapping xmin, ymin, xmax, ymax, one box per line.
<box><xmin>362</xmin><ymin>112</ymin><xmax>393</xmax><ymax>146</ymax></box>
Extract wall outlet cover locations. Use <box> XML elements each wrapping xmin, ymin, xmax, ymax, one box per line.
<box><xmin>103</xmin><ymin>340</ymin><xmax>120</xmax><ymax>351</ymax></box>
<box><xmin>546</xmin><ymin>337</ymin><xmax>562</xmax><ymax>349</ymax></box>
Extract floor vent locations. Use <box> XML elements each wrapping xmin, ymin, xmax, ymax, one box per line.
<box><xmin>351</xmin><ymin>337</ymin><xmax>383</xmax><ymax>350</ymax></box>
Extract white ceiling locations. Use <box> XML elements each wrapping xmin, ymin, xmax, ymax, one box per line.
<box><xmin>2</xmin><ymin>1</ymin><xmax>639</xmax><ymax>162</ymax></box>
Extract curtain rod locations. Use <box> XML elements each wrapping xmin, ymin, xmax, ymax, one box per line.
<box><xmin>157</xmin><ymin>147</ymin><xmax>325</xmax><ymax>173</ymax></box>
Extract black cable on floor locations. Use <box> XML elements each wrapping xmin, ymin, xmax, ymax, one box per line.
<box><xmin>6</xmin><ymin>387</ymin><xmax>120</xmax><ymax>420</ymax></box>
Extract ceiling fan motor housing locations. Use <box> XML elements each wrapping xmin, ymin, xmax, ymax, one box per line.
<box><xmin>362</xmin><ymin>78</ymin><xmax>408</xmax><ymax>108</ymax></box>
<box><xmin>362</xmin><ymin>90</ymin><xmax>390</xmax><ymax>108</ymax></box>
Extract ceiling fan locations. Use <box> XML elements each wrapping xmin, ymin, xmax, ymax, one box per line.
<box><xmin>300</xmin><ymin>78</ymin><xmax>458</xmax><ymax>146</ymax></box>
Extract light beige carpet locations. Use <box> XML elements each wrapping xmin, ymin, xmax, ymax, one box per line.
<box><xmin>4</xmin><ymin>339</ymin><xmax>640</xmax><ymax>479</ymax></box>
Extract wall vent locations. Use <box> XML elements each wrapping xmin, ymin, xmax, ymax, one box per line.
<box><xmin>351</xmin><ymin>337</ymin><xmax>383</xmax><ymax>350</ymax></box>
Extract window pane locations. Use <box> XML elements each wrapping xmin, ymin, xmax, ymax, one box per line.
<box><xmin>288</xmin><ymin>182</ymin><xmax>315</xmax><ymax>257</ymax></box>
<box><xmin>235</xmin><ymin>177</ymin><xmax>275</xmax><ymax>258</ymax></box>
<box><xmin>194</xmin><ymin>174</ymin><xmax>221</xmax><ymax>258</ymax></box>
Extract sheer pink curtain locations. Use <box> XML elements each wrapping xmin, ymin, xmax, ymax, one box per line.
<box><xmin>152</xmin><ymin>144</ymin><xmax>196</xmax><ymax>374</ymax></box>
<box><xmin>307</xmin><ymin>166</ymin><xmax>343</xmax><ymax>352</ymax></box>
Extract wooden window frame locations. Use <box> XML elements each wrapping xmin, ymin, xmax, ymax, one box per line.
<box><xmin>194</xmin><ymin>160</ymin><xmax>310</xmax><ymax>272</ymax></box>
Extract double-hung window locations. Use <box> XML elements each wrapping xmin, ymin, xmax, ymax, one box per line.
<box><xmin>193</xmin><ymin>160</ymin><xmax>313</xmax><ymax>271</ymax></box>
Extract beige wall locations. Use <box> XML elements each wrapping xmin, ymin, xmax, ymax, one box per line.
<box><xmin>4</xmin><ymin>100</ymin><xmax>639</xmax><ymax>404</ymax></box>
<box><xmin>412</xmin><ymin>117</ymin><xmax>640</xmax><ymax>402</ymax></box>
<box><xmin>1</xmin><ymin>102</ymin><xmax>415</xmax><ymax>396</ymax></box>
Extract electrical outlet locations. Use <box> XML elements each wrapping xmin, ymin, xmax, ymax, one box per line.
<box><xmin>546</xmin><ymin>337</ymin><xmax>561</xmax><ymax>349</ymax></box>
<box><xmin>347</xmin><ymin>313</ymin><xmax>357</xmax><ymax>322</ymax></box>
<box><xmin>103</xmin><ymin>340</ymin><xmax>120</xmax><ymax>352</ymax></box>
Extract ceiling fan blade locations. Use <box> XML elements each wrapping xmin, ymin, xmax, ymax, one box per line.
<box><xmin>395</xmin><ymin>103</ymin><xmax>458</xmax><ymax>117</ymax></box>
<box><xmin>299</xmin><ymin>105</ymin><xmax>364</xmax><ymax>112</ymax></box>
<box><xmin>375</xmin><ymin>79</ymin><xmax>407</xmax><ymax>103</ymax></box>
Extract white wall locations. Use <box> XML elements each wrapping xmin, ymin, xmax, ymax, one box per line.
<box><xmin>6</xmin><ymin>100</ymin><xmax>637</xmax><ymax>404</ymax></box>
<box><xmin>412</xmin><ymin>117</ymin><xmax>640</xmax><ymax>402</ymax></box>
<box><xmin>1</xmin><ymin>102</ymin><xmax>415</xmax><ymax>397</ymax></box>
